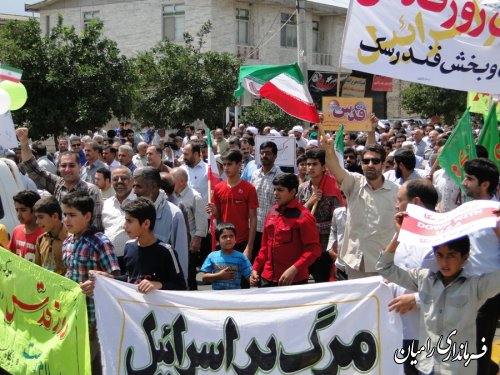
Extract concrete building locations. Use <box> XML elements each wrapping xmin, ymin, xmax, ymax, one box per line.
<box><xmin>25</xmin><ymin>0</ymin><xmax>409</xmax><ymax>118</ymax></box>
<box><xmin>0</xmin><ymin>13</ymin><xmax>31</xmax><ymax>26</ymax></box>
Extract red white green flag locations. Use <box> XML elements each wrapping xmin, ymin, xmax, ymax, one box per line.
<box><xmin>0</xmin><ymin>65</ymin><xmax>23</xmax><ymax>83</ymax></box>
<box><xmin>234</xmin><ymin>63</ymin><xmax>320</xmax><ymax>123</ymax></box>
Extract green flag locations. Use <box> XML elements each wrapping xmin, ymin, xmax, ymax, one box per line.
<box><xmin>0</xmin><ymin>247</ymin><xmax>90</xmax><ymax>374</ymax></box>
<box><xmin>477</xmin><ymin>103</ymin><xmax>500</xmax><ymax>171</ymax></box>
<box><xmin>335</xmin><ymin>124</ymin><xmax>345</xmax><ymax>154</ymax></box>
<box><xmin>437</xmin><ymin>107</ymin><xmax>477</xmax><ymax>192</ymax></box>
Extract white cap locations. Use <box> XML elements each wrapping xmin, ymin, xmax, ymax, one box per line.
<box><xmin>307</xmin><ymin>139</ymin><xmax>318</xmax><ymax>147</ymax></box>
<box><xmin>246</xmin><ymin>126</ymin><xmax>258</xmax><ymax>135</ymax></box>
<box><xmin>270</xmin><ymin>129</ymin><xmax>280</xmax><ymax>136</ymax></box>
<box><xmin>292</xmin><ymin>125</ymin><xmax>304</xmax><ymax>133</ymax></box>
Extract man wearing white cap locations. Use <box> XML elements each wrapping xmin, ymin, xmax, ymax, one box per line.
<box><xmin>292</xmin><ymin>125</ymin><xmax>308</xmax><ymax>149</ymax></box>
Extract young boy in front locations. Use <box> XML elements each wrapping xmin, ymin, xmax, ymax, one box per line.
<box><xmin>61</xmin><ymin>191</ymin><xmax>120</xmax><ymax>368</ymax></box>
<box><xmin>117</xmin><ymin>197</ymin><xmax>186</xmax><ymax>292</ymax></box>
<box><xmin>200</xmin><ymin>222</ymin><xmax>252</xmax><ymax>290</ymax></box>
<box><xmin>33</xmin><ymin>196</ymin><xmax>67</xmax><ymax>275</ymax></box>
<box><xmin>377</xmin><ymin>232</ymin><xmax>500</xmax><ymax>375</ymax></box>
<box><xmin>9</xmin><ymin>190</ymin><xmax>44</xmax><ymax>263</ymax></box>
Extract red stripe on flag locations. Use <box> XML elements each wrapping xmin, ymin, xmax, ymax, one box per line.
<box><xmin>0</xmin><ymin>74</ymin><xmax>20</xmax><ymax>83</ymax></box>
<box><xmin>260</xmin><ymin>81</ymin><xmax>320</xmax><ymax>123</ymax></box>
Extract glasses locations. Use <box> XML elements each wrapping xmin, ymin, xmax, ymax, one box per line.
<box><xmin>71</xmin><ymin>143</ymin><xmax>81</xmax><ymax>147</ymax></box>
<box><xmin>361</xmin><ymin>158</ymin><xmax>382</xmax><ymax>165</ymax></box>
<box><xmin>112</xmin><ymin>176</ymin><xmax>131</xmax><ymax>182</ymax></box>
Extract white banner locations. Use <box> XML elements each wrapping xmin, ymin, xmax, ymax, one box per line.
<box><xmin>255</xmin><ymin>135</ymin><xmax>296</xmax><ymax>166</ymax></box>
<box><xmin>94</xmin><ymin>275</ymin><xmax>404</xmax><ymax>374</ymax></box>
<box><xmin>398</xmin><ymin>200</ymin><xmax>500</xmax><ymax>246</ymax></box>
<box><xmin>342</xmin><ymin>0</ymin><xmax>500</xmax><ymax>94</ymax></box>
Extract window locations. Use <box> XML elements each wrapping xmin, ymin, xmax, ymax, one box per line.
<box><xmin>45</xmin><ymin>15</ymin><xmax>50</xmax><ymax>36</ymax></box>
<box><xmin>280</xmin><ymin>13</ymin><xmax>297</xmax><ymax>48</ymax></box>
<box><xmin>236</xmin><ymin>8</ymin><xmax>249</xmax><ymax>45</ymax></box>
<box><xmin>163</xmin><ymin>4</ymin><xmax>185</xmax><ymax>41</ymax></box>
<box><xmin>312</xmin><ymin>21</ymin><xmax>319</xmax><ymax>52</ymax></box>
<box><xmin>83</xmin><ymin>11</ymin><xmax>100</xmax><ymax>30</ymax></box>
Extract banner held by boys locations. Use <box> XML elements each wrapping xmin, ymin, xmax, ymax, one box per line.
<box><xmin>94</xmin><ymin>274</ymin><xmax>403</xmax><ymax>374</ymax></box>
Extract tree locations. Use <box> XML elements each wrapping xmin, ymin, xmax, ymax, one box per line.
<box><xmin>133</xmin><ymin>21</ymin><xmax>242</xmax><ymax>129</ymax></box>
<box><xmin>0</xmin><ymin>17</ymin><xmax>134</xmax><ymax>140</ymax></box>
<box><xmin>240</xmin><ymin>99</ymin><xmax>298</xmax><ymax>131</ymax></box>
<box><xmin>401</xmin><ymin>83</ymin><xmax>467</xmax><ymax>125</ymax></box>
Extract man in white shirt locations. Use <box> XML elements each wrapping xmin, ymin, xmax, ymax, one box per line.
<box><xmin>102</xmin><ymin>165</ymin><xmax>137</xmax><ymax>273</ymax></box>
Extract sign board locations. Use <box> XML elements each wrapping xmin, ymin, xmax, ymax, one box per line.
<box><xmin>322</xmin><ymin>97</ymin><xmax>373</xmax><ymax>131</ymax></box>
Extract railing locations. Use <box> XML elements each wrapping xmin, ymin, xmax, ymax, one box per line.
<box><xmin>236</xmin><ymin>45</ymin><xmax>259</xmax><ymax>60</ymax></box>
<box><xmin>312</xmin><ymin>52</ymin><xmax>333</xmax><ymax>66</ymax></box>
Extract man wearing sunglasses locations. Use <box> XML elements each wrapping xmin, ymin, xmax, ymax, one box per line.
<box><xmin>322</xmin><ymin>124</ymin><xmax>398</xmax><ymax>280</ymax></box>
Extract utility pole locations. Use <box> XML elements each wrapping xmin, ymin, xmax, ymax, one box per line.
<box><xmin>296</xmin><ymin>0</ymin><xmax>307</xmax><ymax>78</ymax></box>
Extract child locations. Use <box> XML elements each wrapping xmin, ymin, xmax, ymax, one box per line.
<box><xmin>377</xmin><ymin>233</ymin><xmax>500</xmax><ymax>375</ymax></box>
<box><xmin>116</xmin><ymin>197</ymin><xmax>186</xmax><ymax>292</ymax></box>
<box><xmin>200</xmin><ymin>222</ymin><xmax>252</xmax><ymax>290</ymax></box>
<box><xmin>61</xmin><ymin>191</ymin><xmax>120</xmax><ymax>330</ymax></box>
<box><xmin>0</xmin><ymin>224</ymin><xmax>9</xmax><ymax>249</ymax></box>
<box><xmin>8</xmin><ymin>190</ymin><xmax>44</xmax><ymax>263</ymax></box>
<box><xmin>33</xmin><ymin>196</ymin><xmax>67</xmax><ymax>275</ymax></box>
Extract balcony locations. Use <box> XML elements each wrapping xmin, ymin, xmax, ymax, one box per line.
<box><xmin>312</xmin><ymin>52</ymin><xmax>333</xmax><ymax>66</ymax></box>
<box><xmin>236</xmin><ymin>45</ymin><xmax>260</xmax><ymax>60</ymax></box>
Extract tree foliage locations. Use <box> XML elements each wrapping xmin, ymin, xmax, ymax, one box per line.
<box><xmin>240</xmin><ymin>99</ymin><xmax>298</xmax><ymax>130</ymax></box>
<box><xmin>0</xmin><ymin>17</ymin><xmax>134</xmax><ymax>140</ymax></box>
<box><xmin>401</xmin><ymin>83</ymin><xmax>467</xmax><ymax>125</ymax></box>
<box><xmin>133</xmin><ymin>21</ymin><xmax>242</xmax><ymax>129</ymax></box>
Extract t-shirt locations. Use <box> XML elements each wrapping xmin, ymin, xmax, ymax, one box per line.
<box><xmin>8</xmin><ymin>225</ymin><xmax>45</xmax><ymax>263</ymax></box>
<box><xmin>118</xmin><ymin>239</ymin><xmax>186</xmax><ymax>291</ymax></box>
<box><xmin>200</xmin><ymin>250</ymin><xmax>252</xmax><ymax>290</ymax></box>
<box><xmin>213</xmin><ymin>180</ymin><xmax>258</xmax><ymax>244</ymax></box>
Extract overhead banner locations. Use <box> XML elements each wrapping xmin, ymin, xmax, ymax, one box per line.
<box><xmin>322</xmin><ymin>96</ymin><xmax>373</xmax><ymax>131</ymax></box>
<box><xmin>94</xmin><ymin>275</ymin><xmax>404</xmax><ymax>374</ymax></box>
<box><xmin>399</xmin><ymin>200</ymin><xmax>500</xmax><ymax>246</ymax></box>
<box><xmin>342</xmin><ymin>0</ymin><xmax>500</xmax><ymax>94</ymax></box>
<box><xmin>0</xmin><ymin>247</ymin><xmax>90</xmax><ymax>374</ymax></box>
<box><xmin>255</xmin><ymin>135</ymin><xmax>296</xmax><ymax>166</ymax></box>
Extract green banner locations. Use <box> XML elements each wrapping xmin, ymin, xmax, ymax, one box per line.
<box><xmin>0</xmin><ymin>247</ymin><xmax>90</xmax><ymax>374</ymax></box>
<box><xmin>477</xmin><ymin>104</ymin><xmax>500</xmax><ymax>171</ymax></box>
<box><xmin>437</xmin><ymin>108</ymin><xmax>477</xmax><ymax>193</ymax></box>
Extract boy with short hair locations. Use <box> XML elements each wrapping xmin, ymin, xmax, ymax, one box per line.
<box><xmin>377</xmin><ymin>232</ymin><xmax>500</xmax><ymax>375</ymax></box>
<box><xmin>9</xmin><ymin>190</ymin><xmax>44</xmax><ymax>263</ymax></box>
<box><xmin>33</xmin><ymin>196</ymin><xmax>67</xmax><ymax>275</ymax></box>
<box><xmin>200</xmin><ymin>222</ymin><xmax>252</xmax><ymax>290</ymax></box>
<box><xmin>61</xmin><ymin>191</ymin><xmax>120</xmax><ymax>330</ymax></box>
<box><xmin>116</xmin><ymin>197</ymin><xmax>186</xmax><ymax>292</ymax></box>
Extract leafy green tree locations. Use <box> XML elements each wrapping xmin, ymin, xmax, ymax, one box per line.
<box><xmin>240</xmin><ymin>99</ymin><xmax>298</xmax><ymax>131</ymax></box>
<box><xmin>401</xmin><ymin>83</ymin><xmax>467</xmax><ymax>125</ymax></box>
<box><xmin>133</xmin><ymin>21</ymin><xmax>242</xmax><ymax>129</ymax></box>
<box><xmin>0</xmin><ymin>17</ymin><xmax>134</xmax><ymax>140</ymax></box>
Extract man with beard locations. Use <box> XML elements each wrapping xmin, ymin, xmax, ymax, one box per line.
<box><xmin>383</xmin><ymin>149</ymin><xmax>425</xmax><ymax>186</ymax></box>
<box><xmin>343</xmin><ymin>147</ymin><xmax>363</xmax><ymax>174</ymax></box>
<box><xmin>102</xmin><ymin>166</ymin><xmax>137</xmax><ymax>272</ymax></box>
<box><xmin>181</xmin><ymin>141</ymin><xmax>208</xmax><ymax>204</ymax></box>
<box><xmin>461</xmin><ymin>158</ymin><xmax>500</xmax><ymax>375</ymax></box>
<box><xmin>250</xmin><ymin>142</ymin><xmax>282</xmax><ymax>261</ymax></box>
<box><xmin>322</xmin><ymin>139</ymin><xmax>398</xmax><ymax>279</ymax></box>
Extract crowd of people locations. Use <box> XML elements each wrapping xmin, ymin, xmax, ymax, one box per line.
<box><xmin>1</xmin><ymin>115</ymin><xmax>499</xmax><ymax>375</ymax></box>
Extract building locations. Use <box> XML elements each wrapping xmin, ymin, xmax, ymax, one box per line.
<box><xmin>25</xmin><ymin>0</ymin><xmax>408</xmax><ymax>118</ymax></box>
<box><xmin>0</xmin><ymin>13</ymin><xmax>31</xmax><ymax>27</ymax></box>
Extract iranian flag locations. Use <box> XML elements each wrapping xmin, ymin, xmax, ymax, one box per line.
<box><xmin>0</xmin><ymin>65</ymin><xmax>22</xmax><ymax>83</ymax></box>
<box><xmin>207</xmin><ymin>131</ymin><xmax>221</xmax><ymax>250</ymax></box>
<box><xmin>234</xmin><ymin>63</ymin><xmax>320</xmax><ymax>123</ymax></box>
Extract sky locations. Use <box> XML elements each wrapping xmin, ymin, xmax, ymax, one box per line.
<box><xmin>0</xmin><ymin>0</ymin><xmax>38</xmax><ymax>16</ymax></box>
